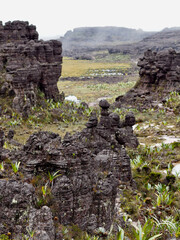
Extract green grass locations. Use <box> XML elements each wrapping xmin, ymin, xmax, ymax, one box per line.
<box><xmin>0</xmin><ymin>99</ymin><xmax>92</xmax><ymax>145</ymax></box>
<box><xmin>94</xmin><ymin>52</ymin><xmax>131</xmax><ymax>63</ymax></box>
<box><xmin>58</xmin><ymin>79</ymin><xmax>136</xmax><ymax>103</ymax></box>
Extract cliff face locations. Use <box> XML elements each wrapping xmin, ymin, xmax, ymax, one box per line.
<box><xmin>116</xmin><ymin>49</ymin><xmax>180</xmax><ymax>108</ymax></box>
<box><xmin>0</xmin><ymin>21</ymin><xmax>63</xmax><ymax>113</ymax></box>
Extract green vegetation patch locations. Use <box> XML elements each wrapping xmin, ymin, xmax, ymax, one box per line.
<box><xmin>58</xmin><ymin>79</ymin><xmax>136</xmax><ymax>103</ymax></box>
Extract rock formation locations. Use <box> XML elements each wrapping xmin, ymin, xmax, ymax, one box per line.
<box><xmin>0</xmin><ymin>21</ymin><xmax>63</xmax><ymax>113</ymax></box>
<box><xmin>115</xmin><ymin>49</ymin><xmax>180</xmax><ymax>109</ymax></box>
<box><xmin>0</xmin><ymin>20</ymin><xmax>38</xmax><ymax>44</ymax></box>
<box><xmin>0</xmin><ymin>100</ymin><xmax>138</xmax><ymax>238</ymax></box>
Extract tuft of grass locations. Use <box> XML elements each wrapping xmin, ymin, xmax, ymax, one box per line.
<box><xmin>11</xmin><ymin>161</ymin><xmax>21</xmax><ymax>174</ymax></box>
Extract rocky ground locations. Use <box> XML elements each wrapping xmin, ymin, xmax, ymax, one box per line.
<box><xmin>0</xmin><ymin>83</ymin><xmax>180</xmax><ymax>240</ymax></box>
<box><xmin>0</xmin><ymin>21</ymin><xmax>180</xmax><ymax>240</ymax></box>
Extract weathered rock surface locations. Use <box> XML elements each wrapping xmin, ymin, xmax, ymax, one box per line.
<box><xmin>0</xmin><ymin>20</ymin><xmax>38</xmax><ymax>44</ymax></box>
<box><xmin>28</xmin><ymin>206</ymin><xmax>55</xmax><ymax>240</ymax></box>
<box><xmin>115</xmin><ymin>49</ymin><xmax>180</xmax><ymax>109</ymax></box>
<box><xmin>0</xmin><ymin>180</ymin><xmax>55</xmax><ymax>239</ymax></box>
<box><xmin>0</xmin><ymin>21</ymin><xmax>63</xmax><ymax>113</ymax></box>
<box><xmin>0</xmin><ymin>180</ymin><xmax>36</xmax><ymax>236</ymax></box>
<box><xmin>0</xmin><ymin>101</ymin><xmax>138</xmax><ymax>238</ymax></box>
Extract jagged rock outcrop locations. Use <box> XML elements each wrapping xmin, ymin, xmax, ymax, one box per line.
<box><xmin>0</xmin><ymin>20</ymin><xmax>38</xmax><ymax>44</ymax></box>
<box><xmin>0</xmin><ymin>21</ymin><xmax>63</xmax><ymax>113</ymax></box>
<box><xmin>0</xmin><ymin>101</ymin><xmax>138</xmax><ymax>238</ymax></box>
<box><xmin>115</xmin><ymin>49</ymin><xmax>180</xmax><ymax>109</ymax></box>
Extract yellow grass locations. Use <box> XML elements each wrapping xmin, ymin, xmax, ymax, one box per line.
<box><xmin>12</xmin><ymin>122</ymin><xmax>86</xmax><ymax>145</ymax></box>
<box><xmin>61</xmin><ymin>57</ymin><xmax>131</xmax><ymax>78</ymax></box>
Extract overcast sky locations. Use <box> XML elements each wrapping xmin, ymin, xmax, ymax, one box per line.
<box><xmin>0</xmin><ymin>0</ymin><xmax>180</xmax><ymax>38</ymax></box>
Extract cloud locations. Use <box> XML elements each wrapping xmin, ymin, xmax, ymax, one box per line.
<box><xmin>0</xmin><ymin>0</ymin><xmax>180</xmax><ymax>37</ymax></box>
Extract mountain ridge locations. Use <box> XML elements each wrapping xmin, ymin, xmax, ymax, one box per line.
<box><xmin>60</xmin><ymin>26</ymin><xmax>156</xmax><ymax>50</ymax></box>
